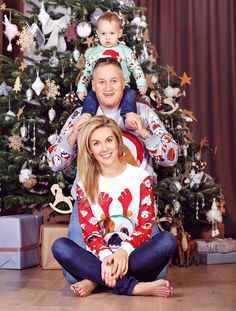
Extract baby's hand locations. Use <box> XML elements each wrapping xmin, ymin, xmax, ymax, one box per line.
<box><xmin>124</xmin><ymin>112</ymin><xmax>138</xmax><ymax>131</ymax></box>
<box><xmin>138</xmin><ymin>86</ymin><xmax>147</xmax><ymax>95</ymax></box>
<box><xmin>78</xmin><ymin>91</ymin><xmax>87</xmax><ymax>101</ymax></box>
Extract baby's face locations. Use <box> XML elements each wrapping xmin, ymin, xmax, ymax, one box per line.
<box><xmin>96</xmin><ymin>20</ymin><xmax>122</xmax><ymax>48</ymax></box>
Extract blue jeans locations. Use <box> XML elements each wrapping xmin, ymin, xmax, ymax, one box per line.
<box><xmin>63</xmin><ymin>203</ymin><xmax>170</xmax><ymax>283</ymax></box>
<box><xmin>81</xmin><ymin>87</ymin><xmax>137</xmax><ymax>117</ymax></box>
<box><xmin>52</xmin><ymin>232</ymin><xmax>176</xmax><ymax>296</ymax></box>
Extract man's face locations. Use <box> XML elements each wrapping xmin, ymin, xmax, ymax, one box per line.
<box><xmin>92</xmin><ymin>64</ymin><xmax>125</xmax><ymax>110</ymax></box>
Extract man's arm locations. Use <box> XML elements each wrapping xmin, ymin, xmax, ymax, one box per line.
<box><xmin>126</xmin><ymin>105</ymin><xmax>179</xmax><ymax>167</ymax></box>
<box><xmin>46</xmin><ymin>108</ymin><xmax>81</xmax><ymax>172</ymax></box>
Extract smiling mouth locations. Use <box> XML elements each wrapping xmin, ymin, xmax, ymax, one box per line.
<box><xmin>100</xmin><ymin>153</ymin><xmax>112</xmax><ymax>159</ymax></box>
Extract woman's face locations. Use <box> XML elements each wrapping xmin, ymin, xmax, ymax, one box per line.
<box><xmin>89</xmin><ymin>127</ymin><xmax>119</xmax><ymax>168</ymax></box>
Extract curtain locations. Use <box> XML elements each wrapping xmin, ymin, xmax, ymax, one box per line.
<box><xmin>135</xmin><ymin>0</ymin><xmax>236</xmax><ymax>238</ymax></box>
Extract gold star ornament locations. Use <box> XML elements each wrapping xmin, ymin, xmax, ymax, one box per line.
<box><xmin>19</xmin><ymin>61</ymin><xmax>27</xmax><ymax>71</ymax></box>
<box><xmin>0</xmin><ymin>3</ymin><xmax>6</xmax><ymax>10</ymax></box>
<box><xmin>16</xmin><ymin>105</ymin><xmax>26</xmax><ymax>120</ymax></box>
<box><xmin>83</xmin><ymin>36</ymin><xmax>94</xmax><ymax>48</ymax></box>
<box><xmin>179</xmin><ymin>72</ymin><xmax>192</xmax><ymax>86</ymax></box>
<box><xmin>166</xmin><ymin>64</ymin><xmax>176</xmax><ymax>76</ymax></box>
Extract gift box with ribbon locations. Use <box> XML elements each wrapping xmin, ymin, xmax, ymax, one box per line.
<box><xmin>0</xmin><ymin>214</ymin><xmax>43</xmax><ymax>269</ymax></box>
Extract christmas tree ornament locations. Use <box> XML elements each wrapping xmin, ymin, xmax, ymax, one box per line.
<box><xmin>73</xmin><ymin>47</ymin><xmax>80</xmax><ymax>62</ymax></box>
<box><xmin>19</xmin><ymin>61</ymin><xmax>27</xmax><ymax>71</ymax></box>
<box><xmin>151</xmin><ymin>75</ymin><xmax>158</xmax><ymax>84</ymax></box>
<box><xmin>3</xmin><ymin>14</ymin><xmax>19</xmax><ymax>52</ymax></box>
<box><xmin>118</xmin><ymin>0</ymin><xmax>135</xmax><ymax>8</ymax></box>
<box><xmin>173</xmin><ymin>87</ymin><xmax>180</xmax><ymax>97</ymax></box>
<box><xmin>76</xmin><ymin>22</ymin><xmax>92</xmax><ymax>38</ymax></box>
<box><xmin>20</xmin><ymin>123</ymin><xmax>28</xmax><ymax>139</ymax></box>
<box><xmin>49</xmin><ymin>184</ymin><xmax>73</xmax><ymax>214</ymax></box>
<box><xmin>164</xmin><ymin>86</ymin><xmax>175</xmax><ymax>98</ymax></box>
<box><xmin>38</xmin><ymin>1</ymin><xmax>49</xmax><ymax>26</ymax></box>
<box><xmin>48</xmin><ymin>107</ymin><xmax>56</xmax><ymax>122</ymax></box>
<box><xmin>49</xmin><ymin>50</ymin><xmax>59</xmax><ymax>67</ymax></box>
<box><xmin>32</xmin><ymin>123</ymin><xmax>36</xmax><ymax>156</ymax></box>
<box><xmin>27</xmin><ymin>22</ymin><xmax>45</xmax><ymax>47</ymax></box>
<box><xmin>179</xmin><ymin>72</ymin><xmax>192</xmax><ymax>86</ymax></box>
<box><xmin>182</xmin><ymin>109</ymin><xmax>198</xmax><ymax>122</ymax></box>
<box><xmin>13</xmin><ymin>76</ymin><xmax>22</xmax><ymax>93</ymax></box>
<box><xmin>0</xmin><ymin>3</ymin><xmax>6</xmax><ymax>10</ymax></box>
<box><xmin>26</xmin><ymin>88</ymin><xmax>33</xmax><ymax>101</ymax></box>
<box><xmin>8</xmin><ymin>134</ymin><xmax>23</xmax><ymax>151</ymax></box>
<box><xmin>48</xmin><ymin>133</ymin><xmax>58</xmax><ymax>145</ymax></box>
<box><xmin>60</xmin><ymin>64</ymin><xmax>65</xmax><ymax>78</ymax></box>
<box><xmin>90</xmin><ymin>7</ymin><xmax>103</xmax><ymax>25</ymax></box>
<box><xmin>172</xmin><ymin>200</ymin><xmax>181</xmax><ymax>213</ymax></box>
<box><xmin>17</xmin><ymin>26</ymin><xmax>35</xmax><ymax>51</ymax></box>
<box><xmin>207</xmin><ymin>198</ymin><xmax>222</xmax><ymax>237</ymax></box>
<box><xmin>196</xmin><ymin>198</ymin><xmax>199</xmax><ymax>219</ymax></box>
<box><xmin>23</xmin><ymin>178</ymin><xmax>37</xmax><ymax>189</ymax></box>
<box><xmin>83</xmin><ymin>36</ymin><xmax>94</xmax><ymax>48</ymax></box>
<box><xmin>5</xmin><ymin>97</ymin><xmax>16</xmax><ymax>120</ymax></box>
<box><xmin>44</xmin><ymin>79</ymin><xmax>60</xmax><ymax>100</ymax></box>
<box><xmin>64</xmin><ymin>21</ymin><xmax>77</xmax><ymax>41</ymax></box>
<box><xmin>0</xmin><ymin>81</ymin><xmax>12</xmax><ymax>96</ymax></box>
<box><xmin>32</xmin><ymin>71</ymin><xmax>45</xmax><ymax>96</ymax></box>
<box><xmin>16</xmin><ymin>105</ymin><xmax>25</xmax><ymax>119</ymax></box>
<box><xmin>19</xmin><ymin>161</ymin><xmax>37</xmax><ymax>187</ymax></box>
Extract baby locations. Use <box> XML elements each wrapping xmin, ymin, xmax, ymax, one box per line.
<box><xmin>77</xmin><ymin>12</ymin><xmax>147</xmax><ymax>129</ymax></box>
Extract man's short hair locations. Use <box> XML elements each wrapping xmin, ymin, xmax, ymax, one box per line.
<box><xmin>93</xmin><ymin>57</ymin><xmax>122</xmax><ymax>72</ymax></box>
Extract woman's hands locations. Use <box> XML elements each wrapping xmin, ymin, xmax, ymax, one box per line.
<box><xmin>101</xmin><ymin>249</ymin><xmax>129</xmax><ymax>288</ymax></box>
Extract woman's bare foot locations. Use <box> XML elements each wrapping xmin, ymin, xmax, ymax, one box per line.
<box><xmin>70</xmin><ymin>279</ymin><xmax>96</xmax><ymax>297</ymax></box>
<box><xmin>132</xmin><ymin>279</ymin><xmax>173</xmax><ymax>297</ymax></box>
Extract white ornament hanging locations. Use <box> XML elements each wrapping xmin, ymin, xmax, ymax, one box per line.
<box><xmin>3</xmin><ymin>14</ymin><xmax>19</xmax><ymax>52</ymax></box>
<box><xmin>73</xmin><ymin>48</ymin><xmax>80</xmax><ymax>62</ymax></box>
<box><xmin>49</xmin><ymin>50</ymin><xmax>59</xmax><ymax>67</ymax></box>
<box><xmin>26</xmin><ymin>88</ymin><xmax>33</xmax><ymax>101</ymax></box>
<box><xmin>5</xmin><ymin>97</ymin><xmax>16</xmax><ymax>120</ymax></box>
<box><xmin>164</xmin><ymin>86</ymin><xmax>175</xmax><ymax>98</ymax></box>
<box><xmin>20</xmin><ymin>123</ymin><xmax>28</xmax><ymax>139</ymax></box>
<box><xmin>76</xmin><ymin>22</ymin><xmax>92</xmax><ymax>38</ymax></box>
<box><xmin>48</xmin><ymin>107</ymin><xmax>56</xmax><ymax>122</ymax></box>
<box><xmin>173</xmin><ymin>87</ymin><xmax>180</xmax><ymax>97</ymax></box>
<box><xmin>27</xmin><ymin>22</ymin><xmax>45</xmax><ymax>47</ymax></box>
<box><xmin>90</xmin><ymin>7</ymin><xmax>104</xmax><ymax>26</ymax></box>
<box><xmin>19</xmin><ymin>161</ymin><xmax>36</xmax><ymax>183</ymax></box>
<box><xmin>48</xmin><ymin>133</ymin><xmax>58</xmax><ymax>145</ymax></box>
<box><xmin>38</xmin><ymin>2</ymin><xmax>50</xmax><ymax>26</ymax></box>
<box><xmin>32</xmin><ymin>71</ymin><xmax>45</xmax><ymax>96</ymax></box>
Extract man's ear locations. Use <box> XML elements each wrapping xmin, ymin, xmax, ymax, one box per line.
<box><xmin>119</xmin><ymin>28</ymin><xmax>123</xmax><ymax>39</ymax></box>
<box><xmin>92</xmin><ymin>79</ymin><xmax>95</xmax><ymax>92</ymax></box>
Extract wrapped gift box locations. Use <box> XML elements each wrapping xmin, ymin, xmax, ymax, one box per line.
<box><xmin>196</xmin><ymin>238</ymin><xmax>236</xmax><ymax>253</ymax></box>
<box><xmin>40</xmin><ymin>224</ymin><xmax>68</xmax><ymax>270</ymax></box>
<box><xmin>0</xmin><ymin>214</ymin><xmax>43</xmax><ymax>269</ymax></box>
<box><xmin>199</xmin><ymin>251</ymin><xmax>236</xmax><ymax>265</ymax></box>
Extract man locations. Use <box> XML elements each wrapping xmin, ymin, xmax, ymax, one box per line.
<box><xmin>47</xmin><ymin>57</ymin><xmax>178</xmax><ymax>283</ymax></box>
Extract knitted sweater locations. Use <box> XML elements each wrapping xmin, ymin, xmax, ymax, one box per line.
<box><xmin>76</xmin><ymin>164</ymin><xmax>155</xmax><ymax>261</ymax></box>
<box><xmin>77</xmin><ymin>43</ymin><xmax>147</xmax><ymax>92</ymax></box>
<box><xmin>47</xmin><ymin>102</ymin><xmax>178</xmax><ymax>198</ymax></box>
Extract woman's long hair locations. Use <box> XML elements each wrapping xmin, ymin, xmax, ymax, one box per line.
<box><xmin>77</xmin><ymin>116</ymin><xmax>123</xmax><ymax>203</ymax></box>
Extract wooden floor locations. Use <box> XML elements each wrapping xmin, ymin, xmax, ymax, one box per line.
<box><xmin>0</xmin><ymin>264</ymin><xmax>236</xmax><ymax>311</ymax></box>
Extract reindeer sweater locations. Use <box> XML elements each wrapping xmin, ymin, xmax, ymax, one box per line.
<box><xmin>76</xmin><ymin>164</ymin><xmax>155</xmax><ymax>261</ymax></box>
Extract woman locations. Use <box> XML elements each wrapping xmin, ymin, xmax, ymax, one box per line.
<box><xmin>52</xmin><ymin>116</ymin><xmax>176</xmax><ymax>297</ymax></box>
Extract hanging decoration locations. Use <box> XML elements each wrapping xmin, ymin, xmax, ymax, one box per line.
<box><xmin>48</xmin><ymin>107</ymin><xmax>56</xmax><ymax>122</ymax></box>
<box><xmin>13</xmin><ymin>76</ymin><xmax>22</xmax><ymax>93</ymax></box>
<box><xmin>20</xmin><ymin>123</ymin><xmax>28</xmax><ymax>140</ymax></box>
<box><xmin>26</xmin><ymin>88</ymin><xmax>33</xmax><ymax>101</ymax></box>
<box><xmin>73</xmin><ymin>47</ymin><xmax>80</xmax><ymax>62</ymax></box>
<box><xmin>5</xmin><ymin>96</ymin><xmax>15</xmax><ymax>121</ymax></box>
<box><xmin>64</xmin><ymin>21</ymin><xmax>77</xmax><ymax>41</ymax></box>
<box><xmin>8</xmin><ymin>134</ymin><xmax>24</xmax><ymax>151</ymax></box>
<box><xmin>49</xmin><ymin>50</ymin><xmax>59</xmax><ymax>67</ymax></box>
<box><xmin>49</xmin><ymin>184</ymin><xmax>73</xmax><ymax>214</ymax></box>
<box><xmin>179</xmin><ymin>72</ymin><xmax>192</xmax><ymax>86</ymax></box>
<box><xmin>0</xmin><ymin>81</ymin><xmax>12</xmax><ymax>96</ymax></box>
<box><xmin>19</xmin><ymin>161</ymin><xmax>37</xmax><ymax>189</ymax></box>
<box><xmin>3</xmin><ymin>14</ymin><xmax>19</xmax><ymax>52</ymax></box>
<box><xmin>19</xmin><ymin>61</ymin><xmax>27</xmax><ymax>71</ymax></box>
<box><xmin>44</xmin><ymin>79</ymin><xmax>60</xmax><ymax>100</ymax></box>
<box><xmin>16</xmin><ymin>105</ymin><xmax>25</xmax><ymax>119</ymax></box>
<box><xmin>76</xmin><ymin>21</ymin><xmax>92</xmax><ymax>38</ymax></box>
<box><xmin>17</xmin><ymin>26</ymin><xmax>35</xmax><ymax>51</ymax></box>
<box><xmin>206</xmin><ymin>198</ymin><xmax>222</xmax><ymax>237</ymax></box>
<box><xmin>38</xmin><ymin>2</ymin><xmax>71</xmax><ymax>52</ymax></box>
<box><xmin>27</xmin><ymin>22</ymin><xmax>45</xmax><ymax>47</ymax></box>
<box><xmin>32</xmin><ymin>70</ymin><xmax>45</xmax><ymax>96</ymax></box>
<box><xmin>83</xmin><ymin>36</ymin><xmax>94</xmax><ymax>48</ymax></box>
<box><xmin>32</xmin><ymin>123</ymin><xmax>36</xmax><ymax>156</ymax></box>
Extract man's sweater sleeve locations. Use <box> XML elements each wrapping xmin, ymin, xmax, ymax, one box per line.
<box><xmin>77</xmin><ymin>185</ymin><xmax>113</xmax><ymax>262</ymax></box>
<box><xmin>120</xmin><ymin>176</ymin><xmax>155</xmax><ymax>255</ymax></box>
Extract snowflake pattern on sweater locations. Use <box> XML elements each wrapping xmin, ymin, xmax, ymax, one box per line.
<box><xmin>76</xmin><ymin>164</ymin><xmax>155</xmax><ymax>261</ymax></box>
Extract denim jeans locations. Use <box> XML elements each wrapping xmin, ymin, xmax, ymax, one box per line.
<box><xmin>52</xmin><ymin>231</ymin><xmax>176</xmax><ymax>296</ymax></box>
<box><xmin>81</xmin><ymin>87</ymin><xmax>137</xmax><ymax>117</ymax></box>
<box><xmin>63</xmin><ymin>202</ymin><xmax>170</xmax><ymax>284</ymax></box>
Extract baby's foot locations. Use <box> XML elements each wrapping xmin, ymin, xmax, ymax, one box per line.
<box><xmin>70</xmin><ymin>279</ymin><xmax>96</xmax><ymax>297</ymax></box>
<box><xmin>132</xmin><ymin>279</ymin><xmax>173</xmax><ymax>298</ymax></box>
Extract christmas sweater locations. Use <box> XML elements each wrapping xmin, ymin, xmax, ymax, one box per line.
<box><xmin>76</xmin><ymin>164</ymin><xmax>155</xmax><ymax>261</ymax></box>
<box><xmin>77</xmin><ymin>43</ymin><xmax>147</xmax><ymax>93</ymax></box>
<box><xmin>47</xmin><ymin>102</ymin><xmax>178</xmax><ymax>198</ymax></box>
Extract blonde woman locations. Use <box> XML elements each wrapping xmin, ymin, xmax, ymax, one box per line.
<box><xmin>52</xmin><ymin>116</ymin><xmax>176</xmax><ymax>297</ymax></box>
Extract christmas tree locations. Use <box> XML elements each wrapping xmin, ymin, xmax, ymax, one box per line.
<box><xmin>0</xmin><ymin>0</ymin><xmax>224</xmax><ymax>238</ymax></box>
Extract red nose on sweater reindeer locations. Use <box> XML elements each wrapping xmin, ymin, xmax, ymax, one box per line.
<box><xmin>98</xmin><ymin>189</ymin><xmax>133</xmax><ymax>237</ymax></box>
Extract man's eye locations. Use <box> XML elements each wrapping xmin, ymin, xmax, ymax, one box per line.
<box><xmin>112</xmin><ymin>80</ymin><xmax>117</xmax><ymax>84</ymax></box>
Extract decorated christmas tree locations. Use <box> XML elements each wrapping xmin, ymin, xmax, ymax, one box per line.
<box><xmin>0</xmin><ymin>0</ymin><xmax>224</xmax><ymax>238</ymax></box>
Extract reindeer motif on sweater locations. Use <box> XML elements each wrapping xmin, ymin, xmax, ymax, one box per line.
<box><xmin>76</xmin><ymin>164</ymin><xmax>155</xmax><ymax>261</ymax></box>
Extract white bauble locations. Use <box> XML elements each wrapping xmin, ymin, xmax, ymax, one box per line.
<box><xmin>151</xmin><ymin>75</ymin><xmax>158</xmax><ymax>84</ymax></box>
<box><xmin>164</xmin><ymin>86</ymin><xmax>175</xmax><ymax>98</ymax></box>
<box><xmin>73</xmin><ymin>48</ymin><xmax>80</xmax><ymax>62</ymax></box>
<box><xmin>173</xmin><ymin>87</ymin><xmax>180</xmax><ymax>97</ymax></box>
<box><xmin>32</xmin><ymin>76</ymin><xmax>45</xmax><ymax>96</ymax></box>
<box><xmin>26</xmin><ymin>88</ymin><xmax>33</xmax><ymax>101</ymax></box>
<box><xmin>48</xmin><ymin>107</ymin><xmax>56</xmax><ymax>122</ymax></box>
<box><xmin>20</xmin><ymin>124</ymin><xmax>28</xmax><ymax>139</ymax></box>
<box><xmin>48</xmin><ymin>133</ymin><xmax>58</xmax><ymax>145</ymax></box>
<box><xmin>76</xmin><ymin>22</ymin><xmax>92</xmax><ymax>38</ymax></box>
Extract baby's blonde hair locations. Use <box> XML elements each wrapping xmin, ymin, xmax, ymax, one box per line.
<box><xmin>96</xmin><ymin>12</ymin><xmax>122</xmax><ymax>29</ymax></box>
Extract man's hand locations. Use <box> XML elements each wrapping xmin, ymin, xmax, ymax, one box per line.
<box><xmin>68</xmin><ymin>113</ymin><xmax>92</xmax><ymax>145</ymax></box>
<box><xmin>125</xmin><ymin>113</ymin><xmax>150</xmax><ymax>139</ymax></box>
<box><xmin>138</xmin><ymin>86</ymin><xmax>147</xmax><ymax>95</ymax></box>
<box><xmin>78</xmin><ymin>91</ymin><xmax>87</xmax><ymax>101</ymax></box>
